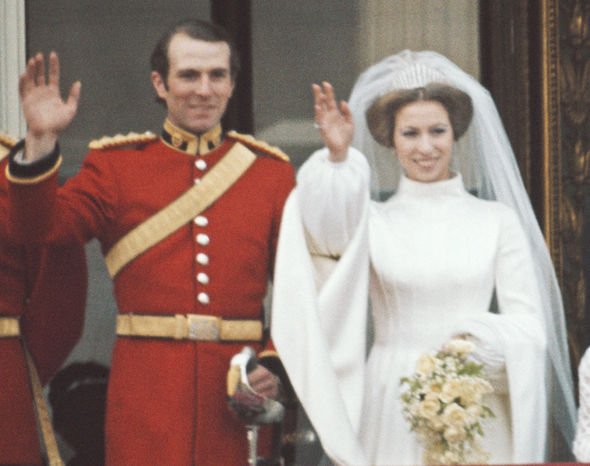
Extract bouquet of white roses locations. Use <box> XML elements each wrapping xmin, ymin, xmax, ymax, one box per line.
<box><xmin>400</xmin><ymin>338</ymin><xmax>495</xmax><ymax>465</ymax></box>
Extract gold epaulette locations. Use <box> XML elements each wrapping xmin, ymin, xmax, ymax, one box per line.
<box><xmin>227</xmin><ymin>131</ymin><xmax>289</xmax><ymax>162</ymax></box>
<box><xmin>88</xmin><ymin>131</ymin><xmax>158</xmax><ymax>150</ymax></box>
<box><xmin>0</xmin><ymin>133</ymin><xmax>17</xmax><ymax>161</ymax></box>
<box><xmin>0</xmin><ymin>133</ymin><xmax>17</xmax><ymax>149</ymax></box>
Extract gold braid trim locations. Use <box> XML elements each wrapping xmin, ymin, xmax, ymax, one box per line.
<box><xmin>226</xmin><ymin>131</ymin><xmax>290</xmax><ymax>162</ymax></box>
<box><xmin>24</xmin><ymin>347</ymin><xmax>64</xmax><ymax>466</ymax></box>
<box><xmin>0</xmin><ymin>133</ymin><xmax>17</xmax><ymax>162</ymax></box>
<box><xmin>88</xmin><ymin>131</ymin><xmax>158</xmax><ymax>150</ymax></box>
<box><xmin>105</xmin><ymin>142</ymin><xmax>257</xmax><ymax>277</ymax></box>
<box><xmin>5</xmin><ymin>156</ymin><xmax>63</xmax><ymax>185</ymax></box>
<box><xmin>258</xmin><ymin>350</ymin><xmax>279</xmax><ymax>359</ymax></box>
<box><xmin>0</xmin><ymin>133</ymin><xmax>17</xmax><ymax>148</ymax></box>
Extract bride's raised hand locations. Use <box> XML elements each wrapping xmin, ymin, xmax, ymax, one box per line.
<box><xmin>20</xmin><ymin>51</ymin><xmax>81</xmax><ymax>161</ymax></box>
<box><xmin>312</xmin><ymin>81</ymin><xmax>354</xmax><ymax>162</ymax></box>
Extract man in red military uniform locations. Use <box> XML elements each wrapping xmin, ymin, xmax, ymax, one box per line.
<box><xmin>0</xmin><ymin>135</ymin><xmax>87</xmax><ymax>465</ymax></box>
<box><xmin>6</xmin><ymin>19</ymin><xmax>295</xmax><ymax>465</ymax></box>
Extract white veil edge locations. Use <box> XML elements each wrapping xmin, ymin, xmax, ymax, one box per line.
<box><xmin>348</xmin><ymin>50</ymin><xmax>576</xmax><ymax>457</ymax></box>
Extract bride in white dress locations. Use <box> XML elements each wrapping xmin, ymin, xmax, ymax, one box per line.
<box><xmin>271</xmin><ymin>51</ymin><xmax>575</xmax><ymax>465</ymax></box>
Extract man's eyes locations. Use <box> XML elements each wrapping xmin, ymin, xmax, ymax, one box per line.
<box><xmin>210</xmin><ymin>70</ymin><xmax>228</xmax><ymax>79</ymax></box>
<box><xmin>177</xmin><ymin>70</ymin><xmax>228</xmax><ymax>80</ymax></box>
<box><xmin>178</xmin><ymin>71</ymin><xmax>199</xmax><ymax>80</ymax></box>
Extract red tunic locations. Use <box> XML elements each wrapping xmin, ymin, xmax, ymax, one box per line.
<box><xmin>0</xmin><ymin>155</ymin><xmax>87</xmax><ymax>465</ymax></box>
<box><xmin>8</xmin><ymin>128</ymin><xmax>295</xmax><ymax>465</ymax></box>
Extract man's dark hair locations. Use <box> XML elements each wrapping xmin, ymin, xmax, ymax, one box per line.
<box><xmin>150</xmin><ymin>18</ymin><xmax>241</xmax><ymax>85</ymax></box>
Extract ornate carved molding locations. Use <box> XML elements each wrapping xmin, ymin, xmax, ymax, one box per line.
<box><xmin>540</xmin><ymin>0</ymin><xmax>562</xmax><ymax>272</ymax></box>
<box><xmin>555</xmin><ymin>0</ymin><xmax>590</xmax><ymax>367</ymax></box>
<box><xmin>481</xmin><ymin>0</ymin><xmax>589</xmax><ymax>374</ymax></box>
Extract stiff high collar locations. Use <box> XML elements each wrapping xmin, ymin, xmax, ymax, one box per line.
<box><xmin>395</xmin><ymin>172</ymin><xmax>466</xmax><ymax>200</ymax></box>
<box><xmin>161</xmin><ymin>119</ymin><xmax>222</xmax><ymax>156</ymax></box>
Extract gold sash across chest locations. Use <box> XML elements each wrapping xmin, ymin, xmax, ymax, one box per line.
<box><xmin>105</xmin><ymin>142</ymin><xmax>256</xmax><ymax>278</ymax></box>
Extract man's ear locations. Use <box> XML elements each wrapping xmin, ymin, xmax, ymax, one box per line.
<box><xmin>151</xmin><ymin>71</ymin><xmax>167</xmax><ymax>100</ymax></box>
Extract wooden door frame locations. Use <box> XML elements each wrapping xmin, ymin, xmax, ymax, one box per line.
<box><xmin>480</xmin><ymin>0</ymin><xmax>590</xmax><ymax>374</ymax></box>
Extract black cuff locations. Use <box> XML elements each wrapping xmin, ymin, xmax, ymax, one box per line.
<box><xmin>8</xmin><ymin>139</ymin><xmax>60</xmax><ymax>179</ymax></box>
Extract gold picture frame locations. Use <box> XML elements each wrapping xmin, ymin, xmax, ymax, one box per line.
<box><xmin>541</xmin><ymin>0</ymin><xmax>590</xmax><ymax>371</ymax></box>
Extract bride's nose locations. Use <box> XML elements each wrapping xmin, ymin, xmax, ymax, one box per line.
<box><xmin>416</xmin><ymin>134</ymin><xmax>434</xmax><ymax>154</ymax></box>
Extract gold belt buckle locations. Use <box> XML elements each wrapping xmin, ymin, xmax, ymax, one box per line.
<box><xmin>0</xmin><ymin>317</ymin><xmax>20</xmax><ymax>338</ymax></box>
<box><xmin>186</xmin><ymin>314</ymin><xmax>221</xmax><ymax>341</ymax></box>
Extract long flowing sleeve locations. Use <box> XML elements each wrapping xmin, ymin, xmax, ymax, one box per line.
<box><xmin>451</xmin><ymin>204</ymin><xmax>547</xmax><ymax>462</ymax></box>
<box><xmin>271</xmin><ymin>147</ymin><xmax>371</xmax><ymax>465</ymax></box>
<box><xmin>574</xmin><ymin>349</ymin><xmax>590</xmax><ymax>461</ymax></box>
<box><xmin>297</xmin><ymin>147</ymin><xmax>370</xmax><ymax>257</ymax></box>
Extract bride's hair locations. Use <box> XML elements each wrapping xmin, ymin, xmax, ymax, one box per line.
<box><xmin>365</xmin><ymin>83</ymin><xmax>473</xmax><ymax>147</ymax></box>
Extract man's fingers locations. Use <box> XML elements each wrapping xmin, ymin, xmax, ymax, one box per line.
<box><xmin>22</xmin><ymin>57</ymin><xmax>36</xmax><ymax>93</ymax></box>
<box><xmin>66</xmin><ymin>81</ymin><xmax>82</xmax><ymax>110</ymax></box>
<box><xmin>33</xmin><ymin>53</ymin><xmax>46</xmax><ymax>86</ymax></box>
<box><xmin>48</xmin><ymin>51</ymin><xmax>60</xmax><ymax>87</ymax></box>
<box><xmin>18</xmin><ymin>73</ymin><xmax>28</xmax><ymax>100</ymax></box>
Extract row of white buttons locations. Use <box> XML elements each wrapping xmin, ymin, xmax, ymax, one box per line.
<box><xmin>196</xmin><ymin>233</ymin><xmax>209</xmax><ymax>246</ymax></box>
<box><xmin>195</xmin><ymin>158</ymin><xmax>209</xmax><ymax>305</ymax></box>
<box><xmin>196</xmin><ymin>252</ymin><xmax>209</xmax><ymax>265</ymax></box>
<box><xmin>194</xmin><ymin>147</ymin><xmax>210</xmax><ymax>304</ymax></box>
<box><xmin>197</xmin><ymin>292</ymin><xmax>209</xmax><ymax>305</ymax></box>
<box><xmin>194</xmin><ymin>215</ymin><xmax>208</xmax><ymax>227</ymax></box>
<box><xmin>194</xmin><ymin>159</ymin><xmax>206</xmax><ymax>185</ymax></box>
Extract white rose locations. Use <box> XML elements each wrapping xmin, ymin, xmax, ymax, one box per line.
<box><xmin>466</xmin><ymin>404</ymin><xmax>483</xmax><ymax>420</ymax></box>
<box><xmin>440</xmin><ymin>378</ymin><xmax>462</xmax><ymax>403</ymax></box>
<box><xmin>428</xmin><ymin>381</ymin><xmax>442</xmax><ymax>394</ymax></box>
<box><xmin>443</xmin><ymin>338</ymin><xmax>475</xmax><ymax>356</ymax></box>
<box><xmin>444</xmin><ymin>425</ymin><xmax>467</xmax><ymax>443</ymax></box>
<box><xmin>474</xmin><ymin>377</ymin><xmax>494</xmax><ymax>395</ymax></box>
<box><xmin>416</xmin><ymin>354</ymin><xmax>437</xmax><ymax>376</ymax></box>
<box><xmin>423</xmin><ymin>446</ymin><xmax>446</xmax><ymax>464</ymax></box>
<box><xmin>442</xmin><ymin>403</ymin><xmax>468</xmax><ymax>428</ymax></box>
<box><xmin>418</xmin><ymin>398</ymin><xmax>440</xmax><ymax>420</ymax></box>
<box><xmin>443</xmin><ymin>449</ymin><xmax>461</xmax><ymax>463</ymax></box>
<box><xmin>429</xmin><ymin>416</ymin><xmax>445</xmax><ymax>432</ymax></box>
<box><xmin>458</xmin><ymin>379</ymin><xmax>481</xmax><ymax>405</ymax></box>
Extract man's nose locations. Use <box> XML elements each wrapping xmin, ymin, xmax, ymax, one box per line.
<box><xmin>195</xmin><ymin>76</ymin><xmax>213</xmax><ymax>96</ymax></box>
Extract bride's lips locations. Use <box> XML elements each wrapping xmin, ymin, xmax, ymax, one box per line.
<box><xmin>414</xmin><ymin>157</ymin><xmax>440</xmax><ymax>168</ymax></box>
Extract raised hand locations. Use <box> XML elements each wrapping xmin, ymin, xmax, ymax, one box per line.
<box><xmin>20</xmin><ymin>52</ymin><xmax>81</xmax><ymax>161</ymax></box>
<box><xmin>312</xmin><ymin>81</ymin><xmax>354</xmax><ymax>162</ymax></box>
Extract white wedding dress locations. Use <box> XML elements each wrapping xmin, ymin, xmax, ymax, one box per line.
<box><xmin>573</xmin><ymin>349</ymin><xmax>590</xmax><ymax>461</ymax></box>
<box><xmin>272</xmin><ymin>147</ymin><xmax>548</xmax><ymax>465</ymax></box>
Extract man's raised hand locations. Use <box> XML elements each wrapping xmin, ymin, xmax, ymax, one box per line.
<box><xmin>20</xmin><ymin>52</ymin><xmax>81</xmax><ymax>160</ymax></box>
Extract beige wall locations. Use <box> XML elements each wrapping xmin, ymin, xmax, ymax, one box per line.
<box><xmin>254</xmin><ymin>0</ymin><xmax>479</xmax><ymax>168</ymax></box>
<box><xmin>359</xmin><ymin>0</ymin><xmax>479</xmax><ymax>78</ymax></box>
